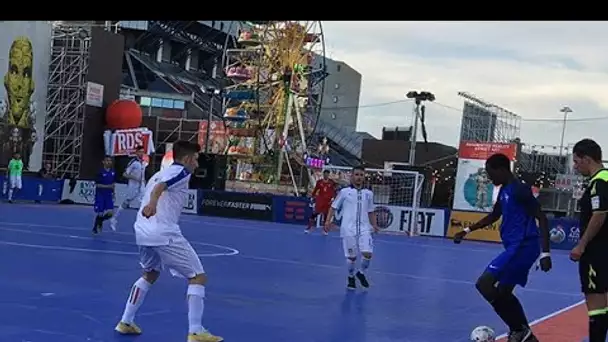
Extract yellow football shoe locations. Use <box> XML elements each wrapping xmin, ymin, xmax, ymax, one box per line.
<box><xmin>115</xmin><ymin>321</ymin><xmax>142</xmax><ymax>335</ymax></box>
<box><xmin>187</xmin><ymin>331</ymin><xmax>224</xmax><ymax>342</ymax></box>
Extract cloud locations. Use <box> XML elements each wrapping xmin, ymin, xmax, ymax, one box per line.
<box><xmin>322</xmin><ymin>21</ymin><xmax>608</xmax><ymax>152</ymax></box>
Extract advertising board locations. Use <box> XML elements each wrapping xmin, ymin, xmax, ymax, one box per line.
<box><xmin>60</xmin><ymin>180</ymin><xmax>198</xmax><ymax>214</ymax></box>
<box><xmin>0</xmin><ymin>21</ymin><xmax>52</xmax><ymax>171</ymax></box>
<box><xmin>334</xmin><ymin>204</ymin><xmax>446</xmax><ymax>237</ymax></box>
<box><xmin>453</xmin><ymin>141</ymin><xmax>517</xmax><ymax>213</ymax></box>
<box><xmin>273</xmin><ymin>196</ymin><xmax>312</xmax><ymax>225</ymax></box>
<box><xmin>0</xmin><ymin>175</ymin><xmax>62</xmax><ymax>202</ymax></box>
<box><xmin>446</xmin><ymin>210</ymin><xmax>502</xmax><ymax>242</ymax></box>
<box><xmin>199</xmin><ymin>190</ymin><xmax>273</xmax><ymax>221</ymax></box>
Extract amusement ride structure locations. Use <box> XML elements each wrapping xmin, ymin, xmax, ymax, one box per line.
<box><xmin>221</xmin><ymin>21</ymin><xmax>327</xmax><ymax>193</ymax></box>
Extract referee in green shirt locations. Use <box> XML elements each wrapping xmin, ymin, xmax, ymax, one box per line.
<box><xmin>6</xmin><ymin>152</ymin><xmax>23</xmax><ymax>203</ymax></box>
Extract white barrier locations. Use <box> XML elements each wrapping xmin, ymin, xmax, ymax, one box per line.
<box><xmin>61</xmin><ymin>180</ymin><xmax>198</xmax><ymax>214</ymax></box>
<box><xmin>334</xmin><ymin>204</ymin><xmax>445</xmax><ymax>237</ymax></box>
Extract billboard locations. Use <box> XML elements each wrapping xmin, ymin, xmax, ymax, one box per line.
<box><xmin>446</xmin><ymin>210</ymin><xmax>502</xmax><ymax>242</ymax></box>
<box><xmin>452</xmin><ymin>141</ymin><xmax>517</xmax><ymax>212</ymax></box>
<box><xmin>0</xmin><ymin>21</ymin><xmax>51</xmax><ymax>171</ymax></box>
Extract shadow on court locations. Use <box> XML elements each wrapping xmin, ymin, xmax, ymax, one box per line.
<box><xmin>0</xmin><ymin>204</ymin><xmax>582</xmax><ymax>342</ymax></box>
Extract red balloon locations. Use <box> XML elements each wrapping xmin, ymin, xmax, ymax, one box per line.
<box><xmin>106</xmin><ymin>99</ymin><xmax>143</xmax><ymax>129</ymax></box>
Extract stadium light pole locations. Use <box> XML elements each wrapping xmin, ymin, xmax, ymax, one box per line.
<box><xmin>201</xmin><ymin>87</ymin><xmax>221</xmax><ymax>154</ymax></box>
<box><xmin>559</xmin><ymin>106</ymin><xmax>572</xmax><ymax>170</ymax></box>
<box><xmin>406</xmin><ymin>91</ymin><xmax>435</xmax><ymax>166</ymax></box>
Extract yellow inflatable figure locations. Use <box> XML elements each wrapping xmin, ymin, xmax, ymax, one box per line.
<box><xmin>4</xmin><ymin>37</ymin><xmax>35</xmax><ymax>128</ymax></box>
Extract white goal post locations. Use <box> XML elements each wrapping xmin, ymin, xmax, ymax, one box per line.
<box><xmin>319</xmin><ymin>165</ymin><xmax>425</xmax><ymax>235</ymax></box>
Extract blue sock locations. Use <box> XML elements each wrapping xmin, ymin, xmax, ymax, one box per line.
<box><xmin>361</xmin><ymin>257</ymin><xmax>371</xmax><ymax>272</ymax></box>
<box><xmin>347</xmin><ymin>260</ymin><xmax>356</xmax><ymax>277</ymax></box>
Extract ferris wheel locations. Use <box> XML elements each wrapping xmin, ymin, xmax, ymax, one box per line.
<box><xmin>221</xmin><ymin>21</ymin><xmax>327</xmax><ymax>191</ymax></box>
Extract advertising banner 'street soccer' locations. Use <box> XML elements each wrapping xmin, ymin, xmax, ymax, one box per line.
<box><xmin>0</xmin><ymin>21</ymin><xmax>52</xmax><ymax>170</ymax></box>
<box><xmin>452</xmin><ymin>141</ymin><xmax>517</xmax><ymax>212</ymax></box>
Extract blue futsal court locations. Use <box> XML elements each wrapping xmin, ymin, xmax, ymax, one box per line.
<box><xmin>0</xmin><ymin>203</ymin><xmax>582</xmax><ymax>342</ymax></box>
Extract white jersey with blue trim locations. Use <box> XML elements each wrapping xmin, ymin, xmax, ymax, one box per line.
<box><xmin>125</xmin><ymin>158</ymin><xmax>145</xmax><ymax>191</ymax></box>
<box><xmin>134</xmin><ymin>163</ymin><xmax>191</xmax><ymax>246</ymax></box>
<box><xmin>331</xmin><ymin>186</ymin><xmax>375</xmax><ymax>237</ymax></box>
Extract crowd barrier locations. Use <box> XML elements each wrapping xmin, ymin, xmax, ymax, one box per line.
<box><xmin>447</xmin><ymin>210</ymin><xmax>580</xmax><ymax>250</ymax></box>
<box><xmin>0</xmin><ymin>175</ymin><xmax>63</xmax><ymax>202</ymax></box>
<box><xmin>5</xmin><ymin>180</ymin><xmax>578</xmax><ymax>249</ymax></box>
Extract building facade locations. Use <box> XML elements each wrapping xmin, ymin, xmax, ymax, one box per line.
<box><xmin>318</xmin><ymin>58</ymin><xmax>361</xmax><ymax>132</ymax></box>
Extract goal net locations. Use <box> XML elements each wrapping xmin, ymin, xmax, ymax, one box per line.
<box><xmin>321</xmin><ymin>165</ymin><xmax>425</xmax><ymax>235</ymax></box>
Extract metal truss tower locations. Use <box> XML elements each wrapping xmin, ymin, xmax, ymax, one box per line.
<box><xmin>457</xmin><ymin>92</ymin><xmax>521</xmax><ymax>143</ymax></box>
<box><xmin>42</xmin><ymin>23</ymin><xmax>91</xmax><ymax>178</ymax></box>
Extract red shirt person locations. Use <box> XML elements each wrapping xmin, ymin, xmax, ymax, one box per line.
<box><xmin>306</xmin><ymin>170</ymin><xmax>337</xmax><ymax>234</ymax></box>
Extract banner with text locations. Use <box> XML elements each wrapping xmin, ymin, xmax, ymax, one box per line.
<box><xmin>548</xmin><ymin>217</ymin><xmax>580</xmax><ymax>251</ymax></box>
<box><xmin>446</xmin><ymin>210</ymin><xmax>502</xmax><ymax>242</ymax></box>
<box><xmin>199</xmin><ymin>190</ymin><xmax>273</xmax><ymax>221</ymax></box>
<box><xmin>273</xmin><ymin>196</ymin><xmax>312</xmax><ymax>225</ymax></box>
<box><xmin>363</xmin><ymin>205</ymin><xmax>446</xmax><ymax>237</ymax></box>
<box><xmin>60</xmin><ymin>180</ymin><xmax>198</xmax><ymax>214</ymax></box>
<box><xmin>0</xmin><ymin>176</ymin><xmax>62</xmax><ymax>202</ymax></box>
<box><xmin>453</xmin><ymin>142</ymin><xmax>517</xmax><ymax>213</ymax></box>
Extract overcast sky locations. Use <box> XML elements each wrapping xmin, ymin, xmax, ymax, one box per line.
<box><xmin>322</xmin><ymin>21</ymin><xmax>608</xmax><ymax>153</ymax></box>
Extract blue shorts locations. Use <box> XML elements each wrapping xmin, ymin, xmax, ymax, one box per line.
<box><xmin>94</xmin><ymin>192</ymin><xmax>114</xmax><ymax>213</ymax></box>
<box><xmin>486</xmin><ymin>241</ymin><xmax>540</xmax><ymax>287</ymax></box>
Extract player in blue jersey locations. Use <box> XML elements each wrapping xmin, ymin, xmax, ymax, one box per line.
<box><xmin>453</xmin><ymin>153</ymin><xmax>552</xmax><ymax>342</ymax></box>
<box><xmin>93</xmin><ymin>156</ymin><xmax>116</xmax><ymax>234</ymax></box>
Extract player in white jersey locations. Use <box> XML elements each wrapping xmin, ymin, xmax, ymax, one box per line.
<box><xmin>110</xmin><ymin>146</ymin><xmax>146</xmax><ymax>231</ymax></box>
<box><xmin>114</xmin><ymin>141</ymin><xmax>223</xmax><ymax>342</ymax></box>
<box><xmin>325</xmin><ymin>166</ymin><xmax>379</xmax><ymax>290</ymax></box>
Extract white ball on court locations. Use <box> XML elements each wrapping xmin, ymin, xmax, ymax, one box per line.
<box><xmin>470</xmin><ymin>326</ymin><xmax>495</xmax><ymax>342</ymax></box>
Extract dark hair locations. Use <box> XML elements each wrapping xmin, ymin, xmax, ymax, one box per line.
<box><xmin>573</xmin><ymin>138</ymin><xmax>602</xmax><ymax>162</ymax></box>
<box><xmin>173</xmin><ymin>141</ymin><xmax>200</xmax><ymax>160</ymax></box>
<box><xmin>486</xmin><ymin>153</ymin><xmax>510</xmax><ymax>170</ymax></box>
<box><xmin>323</xmin><ymin>169</ymin><xmax>330</xmax><ymax>174</ymax></box>
<box><xmin>352</xmin><ymin>165</ymin><xmax>365</xmax><ymax>172</ymax></box>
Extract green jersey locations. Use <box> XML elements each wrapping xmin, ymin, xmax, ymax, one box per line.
<box><xmin>8</xmin><ymin>159</ymin><xmax>23</xmax><ymax>176</ymax></box>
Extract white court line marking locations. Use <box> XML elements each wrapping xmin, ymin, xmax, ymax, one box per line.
<box><xmin>495</xmin><ymin>299</ymin><xmax>586</xmax><ymax>339</ymax></box>
<box><xmin>0</xmin><ymin>225</ymin><xmax>239</xmax><ymax>257</ymax></box>
<box><xmin>0</xmin><ymin>222</ymin><xmax>579</xmax><ymax>297</ymax></box>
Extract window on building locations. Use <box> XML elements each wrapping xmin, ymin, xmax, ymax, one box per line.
<box><xmin>334</xmin><ymin>83</ymin><xmax>340</xmax><ymax>89</ymax></box>
<box><xmin>332</xmin><ymin>96</ymin><xmax>338</xmax><ymax>103</ymax></box>
<box><xmin>139</xmin><ymin>96</ymin><xmax>151</xmax><ymax>107</ymax></box>
<box><xmin>331</xmin><ymin>112</ymin><xmax>336</xmax><ymax>119</ymax></box>
<box><xmin>336</xmin><ymin>64</ymin><xmax>341</xmax><ymax>72</ymax></box>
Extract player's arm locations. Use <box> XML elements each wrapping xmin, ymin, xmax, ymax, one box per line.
<box><xmin>123</xmin><ymin>162</ymin><xmax>139</xmax><ymax>181</ymax></box>
<box><xmin>311</xmin><ymin>180</ymin><xmax>320</xmax><ymax>198</ymax></box>
<box><xmin>515</xmin><ymin>184</ymin><xmax>550</xmax><ymax>253</ymax></box>
<box><xmin>325</xmin><ymin>189</ymin><xmax>345</xmax><ymax>226</ymax></box>
<box><xmin>367</xmin><ymin>191</ymin><xmax>378</xmax><ymax>232</ymax></box>
<box><xmin>468</xmin><ymin>200</ymin><xmax>502</xmax><ymax>232</ymax></box>
<box><xmin>6</xmin><ymin>160</ymin><xmax>12</xmax><ymax>176</ymax></box>
<box><xmin>578</xmin><ymin>180</ymin><xmax>608</xmax><ymax>248</ymax></box>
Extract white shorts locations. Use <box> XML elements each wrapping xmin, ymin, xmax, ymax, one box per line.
<box><xmin>9</xmin><ymin>175</ymin><xmax>22</xmax><ymax>189</ymax></box>
<box><xmin>138</xmin><ymin>238</ymin><xmax>204</xmax><ymax>279</ymax></box>
<box><xmin>124</xmin><ymin>187</ymin><xmax>142</xmax><ymax>204</ymax></box>
<box><xmin>342</xmin><ymin>233</ymin><xmax>374</xmax><ymax>258</ymax></box>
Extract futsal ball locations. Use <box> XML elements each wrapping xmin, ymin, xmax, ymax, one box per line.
<box><xmin>549</xmin><ymin>226</ymin><xmax>566</xmax><ymax>244</ymax></box>
<box><xmin>470</xmin><ymin>326</ymin><xmax>495</xmax><ymax>342</ymax></box>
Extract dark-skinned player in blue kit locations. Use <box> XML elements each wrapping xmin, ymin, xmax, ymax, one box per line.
<box><xmin>453</xmin><ymin>153</ymin><xmax>552</xmax><ymax>342</ymax></box>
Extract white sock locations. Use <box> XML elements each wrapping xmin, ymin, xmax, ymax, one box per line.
<box><xmin>121</xmin><ymin>277</ymin><xmax>152</xmax><ymax>324</ymax></box>
<box><xmin>114</xmin><ymin>204</ymin><xmax>125</xmax><ymax>219</ymax></box>
<box><xmin>187</xmin><ymin>284</ymin><xmax>206</xmax><ymax>334</ymax></box>
<box><xmin>8</xmin><ymin>189</ymin><xmax>13</xmax><ymax>200</ymax></box>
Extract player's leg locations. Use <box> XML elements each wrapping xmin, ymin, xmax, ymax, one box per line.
<box><xmin>92</xmin><ymin>195</ymin><xmax>105</xmax><ymax>234</ymax></box>
<box><xmin>343</xmin><ymin>236</ymin><xmax>358</xmax><ymax>290</ymax></box>
<box><xmin>476</xmin><ymin>246</ymin><xmax>538</xmax><ymax>342</ymax></box>
<box><xmin>111</xmin><ymin>194</ymin><xmax>133</xmax><ymax>231</ymax></box>
<box><xmin>355</xmin><ymin>233</ymin><xmax>373</xmax><ymax>289</ymax></box>
<box><xmin>115</xmin><ymin>246</ymin><xmax>161</xmax><ymax>335</ymax></box>
<box><xmin>157</xmin><ymin>239</ymin><xmax>223</xmax><ymax>342</ymax></box>
<box><xmin>579</xmin><ymin>249</ymin><xmax>608</xmax><ymax>342</ymax></box>
<box><xmin>7</xmin><ymin>175</ymin><xmax>16</xmax><ymax>202</ymax></box>
<box><xmin>305</xmin><ymin>212</ymin><xmax>318</xmax><ymax>233</ymax></box>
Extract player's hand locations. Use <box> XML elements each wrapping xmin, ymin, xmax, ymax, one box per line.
<box><xmin>142</xmin><ymin>204</ymin><xmax>157</xmax><ymax>218</ymax></box>
<box><xmin>453</xmin><ymin>230</ymin><xmax>467</xmax><ymax>244</ymax></box>
<box><xmin>539</xmin><ymin>256</ymin><xmax>552</xmax><ymax>272</ymax></box>
<box><xmin>570</xmin><ymin>243</ymin><xmax>585</xmax><ymax>262</ymax></box>
<box><xmin>373</xmin><ymin>225</ymin><xmax>380</xmax><ymax>234</ymax></box>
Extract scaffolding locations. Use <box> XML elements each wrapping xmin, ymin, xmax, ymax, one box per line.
<box><xmin>517</xmin><ymin>143</ymin><xmax>567</xmax><ymax>173</ymax></box>
<box><xmin>457</xmin><ymin>92</ymin><xmax>521</xmax><ymax>143</ymax></box>
<box><xmin>42</xmin><ymin>23</ymin><xmax>91</xmax><ymax>178</ymax></box>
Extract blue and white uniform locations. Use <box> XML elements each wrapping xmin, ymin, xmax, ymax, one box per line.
<box><xmin>94</xmin><ymin>168</ymin><xmax>115</xmax><ymax>214</ymax></box>
<box><xmin>124</xmin><ymin>157</ymin><xmax>145</xmax><ymax>205</ymax></box>
<box><xmin>486</xmin><ymin>180</ymin><xmax>540</xmax><ymax>287</ymax></box>
<box><xmin>331</xmin><ymin>186</ymin><xmax>375</xmax><ymax>258</ymax></box>
<box><xmin>135</xmin><ymin>163</ymin><xmax>203</xmax><ymax>278</ymax></box>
